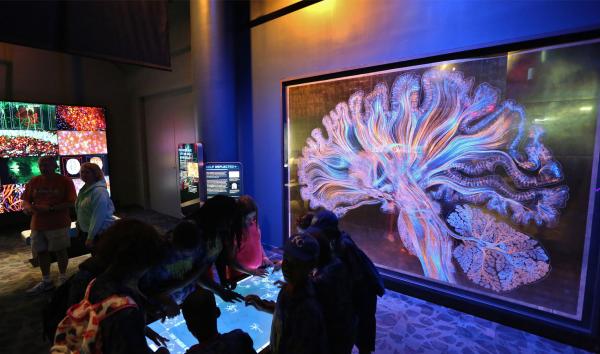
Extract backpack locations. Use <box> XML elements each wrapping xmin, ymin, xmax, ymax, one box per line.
<box><xmin>338</xmin><ymin>232</ymin><xmax>385</xmax><ymax>297</ymax></box>
<box><xmin>44</xmin><ymin>259</ymin><xmax>110</xmax><ymax>342</ymax></box>
<box><xmin>50</xmin><ymin>279</ymin><xmax>138</xmax><ymax>354</ymax></box>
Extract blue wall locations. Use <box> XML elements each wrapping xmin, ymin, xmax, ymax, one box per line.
<box><xmin>247</xmin><ymin>0</ymin><xmax>600</xmax><ymax>246</ymax></box>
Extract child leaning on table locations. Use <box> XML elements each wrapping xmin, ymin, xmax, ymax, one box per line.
<box><xmin>225</xmin><ymin>195</ymin><xmax>273</xmax><ymax>283</ymax></box>
<box><xmin>181</xmin><ymin>287</ymin><xmax>256</xmax><ymax>354</ymax></box>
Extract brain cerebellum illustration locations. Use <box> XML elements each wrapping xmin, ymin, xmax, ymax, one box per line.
<box><xmin>298</xmin><ymin>69</ymin><xmax>568</xmax><ymax>290</ymax></box>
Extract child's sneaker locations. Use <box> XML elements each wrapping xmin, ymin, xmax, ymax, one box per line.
<box><xmin>26</xmin><ymin>280</ymin><xmax>54</xmax><ymax>295</ymax></box>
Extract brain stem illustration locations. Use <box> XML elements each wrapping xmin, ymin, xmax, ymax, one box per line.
<box><xmin>298</xmin><ymin>69</ymin><xmax>568</xmax><ymax>290</ymax></box>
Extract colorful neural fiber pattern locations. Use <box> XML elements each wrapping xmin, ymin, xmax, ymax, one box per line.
<box><xmin>448</xmin><ymin>205</ymin><xmax>550</xmax><ymax>291</ymax></box>
<box><xmin>0</xmin><ymin>184</ymin><xmax>25</xmax><ymax>213</ymax></box>
<box><xmin>298</xmin><ymin>69</ymin><xmax>567</xmax><ymax>290</ymax></box>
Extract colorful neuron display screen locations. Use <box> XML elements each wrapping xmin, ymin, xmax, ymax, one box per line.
<box><xmin>146</xmin><ymin>270</ymin><xmax>283</xmax><ymax>353</ymax></box>
<box><xmin>178</xmin><ymin>143</ymin><xmax>205</xmax><ymax>212</ymax></box>
<box><xmin>0</xmin><ymin>101</ymin><xmax>110</xmax><ymax>214</ymax></box>
<box><xmin>285</xmin><ymin>39</ymin><xmax>600</xmax><ymax>320</ymax></box>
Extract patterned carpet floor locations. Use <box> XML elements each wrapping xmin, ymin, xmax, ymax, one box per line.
<box><xmin>372</xmin><ymin>291</ymin><xmax>589</xmax><ymax>354</ymax></box>
<box><xmin>0</xmin><ymin>209</ymin><xmax>591</xmax><ymax>354</ymax></box>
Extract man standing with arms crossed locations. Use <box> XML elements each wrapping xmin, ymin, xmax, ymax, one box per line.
<box><xmin>22</xmin><ymin>156</ymin><xmax>76</xmax><ymax>294</ymax></box>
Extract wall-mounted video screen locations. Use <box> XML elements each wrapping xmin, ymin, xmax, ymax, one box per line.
<box><xmin>60</xmin><ymin>156</ymin><xmax>84</xmax><ymax>178</ymax></box>
<box><xmin>0</xmin><ymin>156</ymin><xmax>60</xmax><ymax>184</ymax></box>
<box><xmin>0</xmin><ymin>183</ymin><xmax>25</xmax><ymax>213</ymax></box>
<box><xmin>0</xmin><ymin>130</ymin><xmax>59</xmax><ymax>158</ymax></box>
<box><xmin>57</xmin><ymin>131</ymin><xmax>107</xmax><ymax>155</ymax></box>
<box><xmin>178</xmin><ymin>143</ymin><xmax>205</xmax><ymax>214</ymax></box>
<box><xmin>0</xmin><ymin>101</ymin><xmax>56</xmax><ymax>130</ymax></box>
<box><xmin>285</xmin><ymin>38</ymin><xmax>600</xmax><ymax>324</ymax></box>
<box><xmin>56</xmin><ymin>105</ymin><xmax>106</xmax><ymax>131</ymax></box>
<box><xmin>0</xmin><ymin>101</ymin><xmax>110</xmax><ymax>214</ymax></box>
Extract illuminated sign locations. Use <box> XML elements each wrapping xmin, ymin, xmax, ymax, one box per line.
<box><xmin>177</xmin><ymin>143</ymin><xmax>205</xmax><ymax>213</ymax></box>
<box><xmin>205</xmin><ymin>162</ymin><xmax>242</xmax><ymax>199</ymax></box>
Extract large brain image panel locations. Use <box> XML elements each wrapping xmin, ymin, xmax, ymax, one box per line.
<box><xmin>287</xmin><ymin>41</ymin><xmax>600</xmax><ymax>319</ymax></box>
<box><xmin>298</xmin><ymin>69</ymin><xmax>566</xmax><ymax>287</ymax></box>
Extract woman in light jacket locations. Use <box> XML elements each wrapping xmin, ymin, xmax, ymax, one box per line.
<box><xmin>76</xmin><ymin>162</ymin><xmax>115</xmax><ymax>250</ymax></box>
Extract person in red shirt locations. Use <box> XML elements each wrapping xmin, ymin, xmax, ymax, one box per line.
<box><xmin>22</xmin><ymin>156</ymin><xmax>76</xmax><ymax>294</ymax></box>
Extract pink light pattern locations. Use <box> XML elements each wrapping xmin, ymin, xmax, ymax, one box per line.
<box><xmin>57</xmin><ymin>131</ymin><xmax>107</xmax><ymax>156</ymax></box>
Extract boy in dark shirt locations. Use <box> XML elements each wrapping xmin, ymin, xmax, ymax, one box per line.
<box><xmin>181</xmin><ymin>288</ymin><xmax>256</xmax><ymax>354</ymax></box>
<box><xmin>244</xmin><ymin>233</ymin><xmax>328</xmax><ymax>354</ymax></box>
<box><xmin>312</xmin><ymin>210</ymin><xmax>385</xmax><ymax>354</ymax></box>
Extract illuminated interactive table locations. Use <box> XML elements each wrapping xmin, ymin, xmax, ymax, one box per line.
<box><xmin>147</xmin><ymin>270</ymin><xmax>284</xmax><ymax>353</ymax></box>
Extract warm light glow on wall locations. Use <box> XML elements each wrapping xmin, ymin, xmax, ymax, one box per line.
<box><xmin>304</xmin><ymin>0</ymin><xmax>336</xmax><ymax>15</ymax></box>
<box><xmin>507</xmin><ymin>53</ymin><xmax>515</xmax><ymax>71</ymax></box>
<box><xmin>435</xmin><ymin>63</ymin><xmax>457</xmax><ymax>71</ymax></box>
<box><xmin>278</xmin><ymin>0</ymin><xmax>350</xmax><ymax>45</ymax></box>
<box><xmin>251</xmin><ymin>0</ymin><xmax>302</xmax><ymax>20</ymax></box>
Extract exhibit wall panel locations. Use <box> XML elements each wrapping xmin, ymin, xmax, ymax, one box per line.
<box><xmin>131</xmin><ymin>0</ymin><xmax>193</xmax><ymax>213</ymax></box>
<box><xmin>143</xmin><ymin>91</ymin><xmax>195</xmax><ymax>218</ymax></box>
<box><xmin>248</xmin><ymin>0</ymin><xmax>600</xmax><ymax>249</ymax></box>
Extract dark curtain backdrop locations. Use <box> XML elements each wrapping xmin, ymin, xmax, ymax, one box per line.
<box><xmin>0</xmin><ymin>1</ymin><xmax>170</xmax><ymax>70</ymax></box>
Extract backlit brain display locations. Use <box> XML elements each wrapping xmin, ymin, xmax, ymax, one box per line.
<box><xmin>286</xmin><ymin>40</ymin><xmax>600</xmax><ymax>320</ymax></box>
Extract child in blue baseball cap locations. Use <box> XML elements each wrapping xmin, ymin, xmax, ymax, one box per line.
<box><xmin>305</xmin><ymin>226</ymin><xmax>355</xmax><ymax>354</ymax></box>
<box><xmin>312</xmin><ymin>209</ymin><xmax>385</xmax><ymax>354</ymax></box>
<box><xmin>244</xmin><ymin>233</ymin><xmax>328</xmax><ymax>354</ymax></box>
